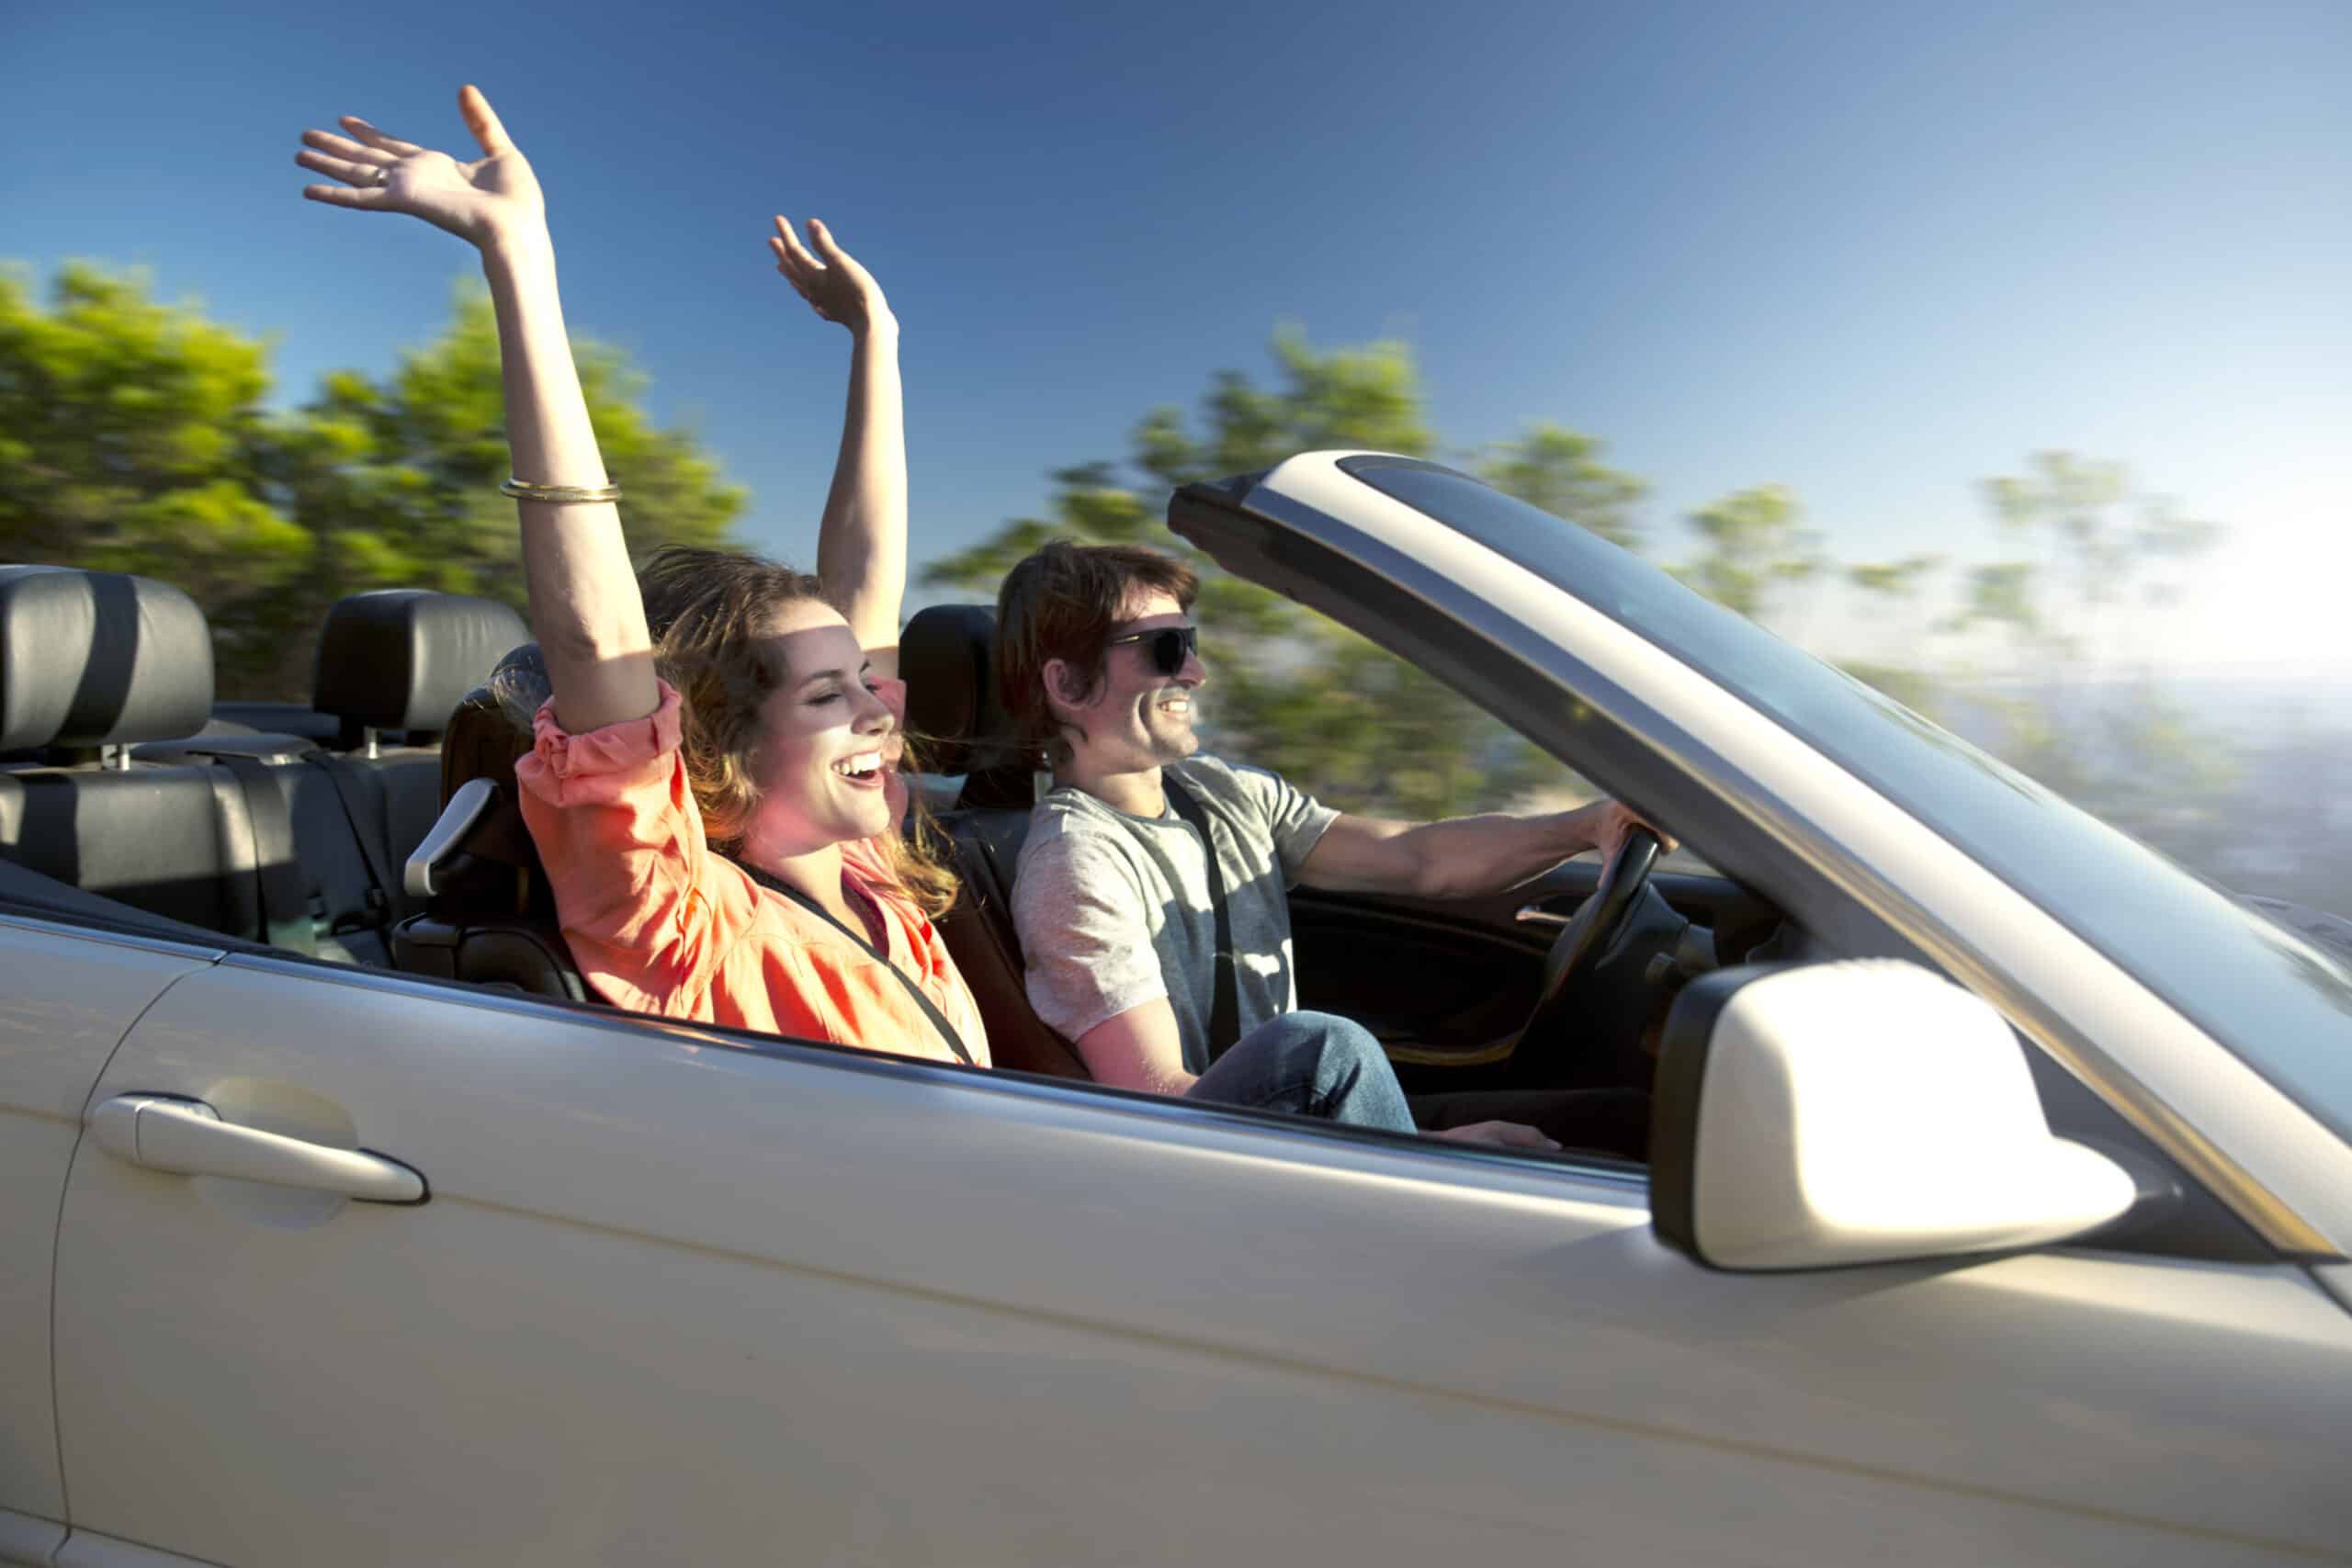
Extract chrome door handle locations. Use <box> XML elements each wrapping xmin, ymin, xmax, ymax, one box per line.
<box><xmin>91</xmin><ymin>1095</ymin><xmax>426</xmax><ymax>1204</ymax></box>
<box><xmin>1515</xmin><ymin>904</ymin><xmax>1570</xmax><ymax>929</ymax></box>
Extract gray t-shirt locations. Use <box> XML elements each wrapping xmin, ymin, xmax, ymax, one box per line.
<box><xmin>1013</xmin><ymin>756</ymin><xmax>1340</xmax><ymax>1073</ymax></box>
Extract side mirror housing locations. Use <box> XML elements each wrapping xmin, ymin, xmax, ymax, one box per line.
<box><xmin>1651</xmin><ymin>960</ymin><xmax>2137</xmax><ymax>1270</ymax></box>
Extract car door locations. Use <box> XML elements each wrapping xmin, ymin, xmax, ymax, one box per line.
<box><xmin>1290</xmin><ymin>859</ymin><xmax>1781</xmax><ymax>1083</ymax></box>
<box><xmin>46</xmin><ymin>942</ymin><xmax>2352</xmax><ymax>1567</ymax></box>
<box><xmin>0</xmin><ymin>913</ymin><xmax>215</xmax><ymax>1562</ymax></box>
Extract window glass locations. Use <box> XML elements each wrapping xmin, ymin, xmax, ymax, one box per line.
<box><xmin>1344</xmin><ymin>457</ymin><xmax>2352</xmax><ymax>1143</ymax></box>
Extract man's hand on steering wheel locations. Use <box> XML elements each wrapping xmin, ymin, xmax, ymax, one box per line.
<box><xmin>1576</xmin><ymin>799</ymin><xmax>1678</xmax><ymax>866</ymax></box>
<box><xmin>1502</xmin><ymin>822</ymin><xmax>1668</xmax><ymax>1065</ymax></box>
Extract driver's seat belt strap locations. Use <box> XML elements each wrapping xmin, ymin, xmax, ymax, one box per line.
<box><xmin>1163</xmin><ymin>773</ymin><xmax>1240</xmax><ymax>1060</ymax></box>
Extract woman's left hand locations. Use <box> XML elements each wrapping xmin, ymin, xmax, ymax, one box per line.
<box><xmin>770</xmin><ymin>217</ymin><xmax>895</xmax><ymax>334</ymax></box>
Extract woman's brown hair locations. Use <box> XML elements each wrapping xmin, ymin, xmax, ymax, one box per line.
<box><xmin>636</xmin><ymin>544</ymin><xmax>959</xmax><ymax>919</ymax></box>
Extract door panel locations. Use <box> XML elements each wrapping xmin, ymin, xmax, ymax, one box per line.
<box><xmin>51</xmin><ymin>957</ymin><xmax>2352</xmax><ymax>1565</ymax></box>
<box><xmin>0</xmin><ymin>1506</ymin><xmax>66</xmax><ymax>1565</ymax></box>
<box><xmin>1290</xmin><ymin>893</ymin><xmax>1548</xmax><ymax>1044</ymax></box>
<box><xmin>0</xmin><ymin>919</ymin><xmax>213</xmax><ymax>1525</ymax></box>
<box><xmin>1292</xmin><ymin>863</ymin><xmax>1780</xmax><ymax>1089</ymax></box>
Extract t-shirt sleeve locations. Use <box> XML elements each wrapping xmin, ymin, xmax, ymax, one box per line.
<box><xmin>1226</xmin><ymin>761</ymin><xmax>1340</xmax><ymax>886</ymax></box>
<box><xmin>512</xmin><ymin>681</ymin><xmax>751</xmax><ymax>1014</ymax></box>
<box><xmin>1013</xmin><ymin>823</ymin><xmax>1169</xmax><ymax>1043</ymax></box>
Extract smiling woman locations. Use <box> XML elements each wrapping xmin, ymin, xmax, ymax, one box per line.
<box><xmin>628</xmin><ymin>545</ymin><xmax>940</xmax><ymax>902</ymax></box>
<box><xmin>292</xmin><ymin>84</ymin><xmax>989</xmax><ymax>1065</ymax></box>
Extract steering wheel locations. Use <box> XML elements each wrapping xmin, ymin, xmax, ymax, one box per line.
<box><xmin>1510</xmin><ymin>826</ymin><xmax>1662</xmax><ymax>1059</ymax></box>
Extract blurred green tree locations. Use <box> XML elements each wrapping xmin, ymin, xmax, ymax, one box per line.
<box><xmin>0</xmin><ymin>263</ymin><xmax>311</xmax><ymax>632</ymax></box>
<box><xmin>1962</xmin><ymin>452</ymin><xmax>2235</xmax><ymax>861</ymax></box>
<box><xmin>1</xmin><ymin>265</ymin><xmax>746</xmax><ymax>699</ymax></box>
<box><xmin>247</xmin><ymin>285</ymin><xmax>745</xmax><ymax>697</ymax></box>
<box><xmin>1676</xmin><ymin>484</ymin><xmax>1828</xmax><ymax>634</ymax></box>
<box><xmin>1476</xmin><ymin>422</ymin><xmax>1648</xmax><ymax>549</ymax></box>
<box><xmin>923</xmin><ymin>328</ymin><xmax>1574</xmax><ymax>818</ymax></box>
<box><xmin>1839</xmin><ymin>553</ymin><xmax>1947</xmax><ymax>714</ymax></box>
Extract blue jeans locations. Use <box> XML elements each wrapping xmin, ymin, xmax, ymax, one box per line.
<box><xmin>1182</xmin><ymin>1010</ymin><xmax>1415</xmax><ymax>1133</ymax></box>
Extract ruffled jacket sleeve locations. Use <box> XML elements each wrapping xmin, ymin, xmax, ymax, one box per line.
<box><xmin>512</xmin><ymin>682</ymin><xmax>759</xmax><ymax>1018</ymax></box>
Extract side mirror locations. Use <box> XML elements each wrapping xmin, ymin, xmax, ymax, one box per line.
<box><xmin>1651</xmin><ymin>960</ymin><xmax>2137</xmax><ymax>1270</ymax></box>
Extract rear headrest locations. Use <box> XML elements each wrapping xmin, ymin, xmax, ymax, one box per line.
<box><xmin>900</xmin><ymin>604</ymin><xmax>1021</xmax><ymax>775</ymax></box>
<box><xmin>0</xmin><ymin>566</ymin><xmax>214</xmax><ymax>750</ymax></box>
<box><xmin>312</xmin><ymin>590</ymin><xmax>530</xmax><ymax>735</ymax></box>
<box><xmin>439</xmin><ymin>643</ymin><xmax>552</xmax><ymax>808</ymax></box>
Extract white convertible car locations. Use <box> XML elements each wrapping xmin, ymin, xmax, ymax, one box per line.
<box><xmin>4</xmin><ymin>453</ymin><xmax>2348</xmax><ymax>1568</ymax></box>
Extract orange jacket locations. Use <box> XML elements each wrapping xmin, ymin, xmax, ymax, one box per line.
<box><xmin>515</xmin><ymin>681</ymin><xmax>989</xmax><ymax>1067</ymax></box>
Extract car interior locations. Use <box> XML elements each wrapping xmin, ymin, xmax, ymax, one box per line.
<box><xmin>1</xmin><ymin>560</ymin><xmax>1789</xmax><ymax>1147</ymax></box>
<box><xmin>0</xmin><ymin>566</ymin><xmax>520</xmax><ymax>966</ymax></box>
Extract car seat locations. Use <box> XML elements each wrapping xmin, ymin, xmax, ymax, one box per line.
<box><xmin>900</xmin><ymin>604</ymin><xmax>1091</xmax><ymax>1079</ymax></box>
<box><xmin>135</xmin><ymin>589</ymin><xmax>529</xmax><ymax>964</ymax></box>
<box><xmin>392</xmin><ymin>644</ymin><xmax>592</xmax><ymax>1001</ymax></box>
<box><xmin>0</xmin><ymin>565</ymin><xmax>266</xmax><ymax>939</ymax></box>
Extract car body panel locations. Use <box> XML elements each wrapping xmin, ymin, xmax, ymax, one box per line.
<box><xmin>0</xmin><ymin>918</ymin><xmax>216</xmax><ymax>1526</ymax></box>
<box><xmin>1173</xmin><ymin>455</ymin><xmax>2352</xmax><ymax>1256</ymax></box>
<box><xmin>0</xmin><ymin>1506</ymin><xmax>67</xmax><ymax>1565</ymax></box>
<box><xmin>45</xmin><ymin>953</ymin><xmax>2352</xmax><ymax>1565</ymax></box>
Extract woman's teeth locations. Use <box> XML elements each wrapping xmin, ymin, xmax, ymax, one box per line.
<box><xmin>833</xmin><ymin>752</ymin><xmax>885</xmax><ymax>778</ymax></box>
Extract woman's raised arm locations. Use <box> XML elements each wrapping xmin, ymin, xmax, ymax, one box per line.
<box><xmin>770</xmin><ymin>217</ymin><xmax>907</xmax><ymax>679</ymax></box>
<box><xmin>299</xmin><ymin>85</ymin><xmax>658</xmax><ymax>734</ymax></box>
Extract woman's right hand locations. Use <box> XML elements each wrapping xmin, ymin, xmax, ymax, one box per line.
<box><xmin>298</xmin><ymin>85</ymin><xmax>545</xmax><ymax>252</ymax></box>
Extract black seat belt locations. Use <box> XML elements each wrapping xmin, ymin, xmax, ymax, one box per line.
<box><xmin>307</xmin><ymin>750</ymin><xmax>398</xmax><ymax>926</ymax></box>
<box><xmin>731</xmin><ymin>859</ymin><xmax>976</xmax><ymax>1067</ymax></box>
<box><xmin>213</xmin><ymin>754</ymin><xmax>315</xmax><ymax>956</ymax></box>
<box><xmin>1162</xmin><ymin>773</ymin><xmax>1239</xmax><ymax>1060</ymax></box>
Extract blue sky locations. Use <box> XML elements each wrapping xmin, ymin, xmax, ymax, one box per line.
<box><xmin>5</xmin><ymin>0</ymin><xmax>2346</xmax><ymax>671</ymax></box>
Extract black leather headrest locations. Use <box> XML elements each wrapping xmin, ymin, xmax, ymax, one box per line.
<box><xmin>0</xmin><ymin>566</ymin><xmax>215</xmax><ymax>750</ymax></box>
<box><xmin>311</xmin><ymin>590</ymin><xmax>530</xmax><ymax>734</ymax></box>
<box><xmin>900</xmin><ymin>604</ymin><xmax>1021</xmax><ymax>775</ymax></box>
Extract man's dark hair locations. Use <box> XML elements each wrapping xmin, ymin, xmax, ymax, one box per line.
<box><xmin>994</xmin><ymin>540</ymin><xmax>1200</xmax><ymax>767</ymax></box>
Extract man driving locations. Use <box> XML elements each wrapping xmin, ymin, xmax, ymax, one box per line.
<box><xmin>996</xmin><ymin>540</ymin><xmax>1661</xmax><ymax>1155</ymax></box>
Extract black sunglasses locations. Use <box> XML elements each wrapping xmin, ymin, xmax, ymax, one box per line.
<box><xmin>1104</xmin><ymin>624</ymin><xmax>1200</xmax><ymax>676</ymax></box>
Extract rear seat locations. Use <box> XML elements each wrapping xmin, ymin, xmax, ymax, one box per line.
<box><xmin>136</xmin><ymin>589</ymin><xmax>526</xmax><ymax>964</ymax></box>
<box><xmin>0</xmin><ymin>565</ymin><xmax>530</xmax><ymax>966</ymax></box>
<box><xmin>310</xmin><ymin>588</ymin><xmax>528</xmax><ymax>863</ymax></box>
<box><xmin>899</xmin><ymin>604</ymin><xmax>1089</xmax><ymax>1079</ymax></box>
<box><xmin>0</xmin><ymin>566</ymin><xmax>273</xmax><ymax>942</ymax></box>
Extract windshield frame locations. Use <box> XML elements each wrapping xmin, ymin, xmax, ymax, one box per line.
<box><xmin>1323</xmin><ymin>454</ymin><xmax>2352</xmax><ymax>1147</ymax></box>
<box><xmin>1170</xmin><ymin>451</ymin><xmax>2352</xmax><ymax>1258</ymax></box>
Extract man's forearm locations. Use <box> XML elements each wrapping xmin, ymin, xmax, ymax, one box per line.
<box><xmin>1391</xmin><ymin>806</ymin><xmax>1608</xmax><ymax>901</ymax></box>
<box><xmin>1073</xmin><ymin>999</ymin><xmax>1199</xmax><ymax>1096</ymax></box>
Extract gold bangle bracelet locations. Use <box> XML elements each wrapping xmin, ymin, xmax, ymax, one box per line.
<box><xmin>500</xmin><ymin>476</ymin><xmax>623</xmax><ymax>504</ymax></box>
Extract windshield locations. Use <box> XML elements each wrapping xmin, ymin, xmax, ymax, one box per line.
<box><xmin>1342</xmin><ymin>457</ymin><xmax>2352</xmax><ymax>1143</ymax></box>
